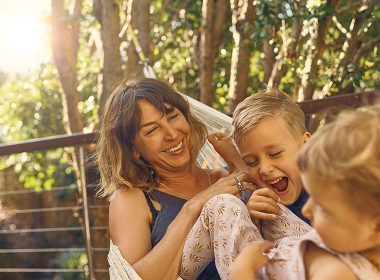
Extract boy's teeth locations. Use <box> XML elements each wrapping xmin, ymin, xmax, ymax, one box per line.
<box><xmin>267</xmin><ymin>177</ymin><xmax>281</xmax><ymax>184</ymax></box>
<box><xmin>164</xmin><ymin>141</ymin><xmax>183</xmax><ymax>153</ymax></box>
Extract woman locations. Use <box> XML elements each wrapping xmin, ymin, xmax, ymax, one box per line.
<box><xmin>97</xmin><ymin>77</ymin><xmax>253</xmax><ymax>280</ymax></box>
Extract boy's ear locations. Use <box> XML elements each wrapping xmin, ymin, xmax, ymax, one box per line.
<box><xmin>302</xmin><ymin>132</ymin><xmax>312</xmax><ymax>144</ymax></box>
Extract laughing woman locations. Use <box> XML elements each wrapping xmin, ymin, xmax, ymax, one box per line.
<box><xmin>97</xmin><ymin>78</ymin><xmax>253</xmax><ymax>280</ymax></box>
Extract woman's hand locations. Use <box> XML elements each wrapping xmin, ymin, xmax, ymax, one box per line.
<box><xmin>208</xmin><ymin>131</ymin><xmax>248</xmax><ymax>173</ymax></box>
<box><xmin>230</xmin><ymin>241</ymin><xmax>274</xmax><ymax>280</ymax></box>
<box><xmin>246</xmin><ymin>188</ymin><xmax>282</xmax><ymax>221</ymax></box>
<box><xmin>188</xmin><ymin>171</ymin><xmax>257</xmax><ymax>214</ymax></box>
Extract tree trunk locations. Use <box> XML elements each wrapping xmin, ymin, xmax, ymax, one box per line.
<box><xmin>262</xmin><ymin>34</ymin><xmax>276</xmax><ymax>84</ymax></box>
<box><xmin>298</xmin><ymin>0</ymin><xmax>340</xmax><ymax>101</ymax></box>
<box><xmin>125</xmin><ymin>0</ymin><xmax>153</xmax><ymax>77</ymax></box>
<box><xmin>227</xmin><ymin>0</ymin><xmax>255</xmax><ymax>113</ymax></box>
<box><xmin>96</xmin><ymin>0</ymin><xmax>123</xmax><ymax>115</ymax></box>
<box><xmin>334</xmin><ymin>8</ymin><xmax>372</xmax><ymax>93</ymax></box>
<box><xmin>200</xmin><ymin>0</ymin><xmax>228</xmax><ymax>106</ymax></box>
<box><xmin>268</xmin><ymin>18</ymin><xmax>303</xmax><ymax>89</ymax></box>
<box><xmin>51</xmin><ymin>0</ymin><xmax>83</xmax><ymax>134</ymax></box>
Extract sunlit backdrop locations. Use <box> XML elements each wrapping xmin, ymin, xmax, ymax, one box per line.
<box><xmin>0</xmin><ymin>0</ymin><xmax>50</xmax><ymax>73</ymax></box>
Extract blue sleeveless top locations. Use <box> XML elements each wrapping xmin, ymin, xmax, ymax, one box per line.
<box><xmin>143</xmin><ymin>189</ymin><xmax>220</xmax><ymax>280</ymax></box>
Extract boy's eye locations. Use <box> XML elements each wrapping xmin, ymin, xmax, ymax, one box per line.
<box><xmin>269</xmin><ymin>151</ymin><xmax>282</xmax><ymax>157</ymax></box>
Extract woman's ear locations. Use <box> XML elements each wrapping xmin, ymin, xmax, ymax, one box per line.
<box><xmin>302</xmin><ymin>132</ymin><xmax>312</xmax><ymax>144</ymax></box>
<box><xmin>373</xmin><ymin>213</ymin><xmax>380</xmax><ymax>232</ymax></box>
<box><xmin>132</xmin><ymin>149</ymin><xmax>140</xmax><ymax>159</ymax></box>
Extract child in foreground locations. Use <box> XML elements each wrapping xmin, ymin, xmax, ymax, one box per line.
<box><xmin>230</xmin><ymin>107</ymin><xmax>380</xmax><ymax>279</ymax></box>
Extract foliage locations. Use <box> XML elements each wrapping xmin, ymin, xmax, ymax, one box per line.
<box><xmin>1</xmin><ymin>0</ymin><xmax>379</xmax><ymax>192</ymax></box>
<box><xmin>0</xmin><ymin>64</ymin><xmax>76</xmax><ymax>190</ymax></box>
<box><xmin>55</xmin><ymin>252</ymin><xmax>88</xmax><ymax>280</ymax></box>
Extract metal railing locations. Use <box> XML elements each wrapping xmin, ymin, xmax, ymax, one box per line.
<box><xmin>0</xmin><ymin>137</ymin><xmax>107</xmax><ymax>280</ymax></box>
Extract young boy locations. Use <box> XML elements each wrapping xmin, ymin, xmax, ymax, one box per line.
<box><xmin>211</xmin><ymin>89</ymin><xmax>311</xmax><ymax>223</ymax></box>
<box><xmin>230</xmin><ymin>107</ymin><xmax>380</xmax><ymax>279</ymax></box>
<box><xmin>180</xmin><ymin>89</ymin><xmax>313</xmax><ymax>279</ymax></box>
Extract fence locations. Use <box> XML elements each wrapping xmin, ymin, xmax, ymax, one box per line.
<box><xmin>0</xmin><ymin>90</ymin><xmax>379</xmax><ymax>280</ymax></box>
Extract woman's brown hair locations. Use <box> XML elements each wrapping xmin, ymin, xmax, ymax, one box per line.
<box><xmin>97</xmin><ymin>77</ymin><xmax>207</xmax><ymax>197</ymax></box>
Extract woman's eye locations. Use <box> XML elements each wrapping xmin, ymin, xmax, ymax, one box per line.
<box><xmin>144</xmin><ymin>127</ymin><xmax>158</xmax><ymax>136</ymax></box>
<box><xmin>168</xmin><ymin>113</ymin><xmax>179</xmax><ymax>120</ymax></box>
<box><xmin>245</xmin><ymin>160</ymin><xmax>258</xmax><ymax>167</ymax></box>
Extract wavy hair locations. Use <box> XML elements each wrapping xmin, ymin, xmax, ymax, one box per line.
<box><xmin>298</xmin><ymin>106</ymin><xmax>380</xmax><ymax>214</ymax></box>
<box><xmin>97</xmin><ymin>77</ymin><xmax>207</xmax><ymax>197</ymax></box>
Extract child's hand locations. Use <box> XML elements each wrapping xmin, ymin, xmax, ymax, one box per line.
<box><xmin>246</xmin><ymin>188</ymin><xmax>282</xmax><ymax>220</ymax></box>
<box><xmin>208</xmin><ymin>131</ymin><xmax>248</xmax><ymax>173</ymax></box>
<box><xmin>230</xmin><ymin>241</ymin><xmax>274</xmax><ymax>280</ymax></box>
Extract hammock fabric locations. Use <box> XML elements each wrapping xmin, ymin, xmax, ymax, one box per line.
<box><xmin>109</xmin><ymin>239</ymin><xmax>184</xmax><ymax>279</ymax></box>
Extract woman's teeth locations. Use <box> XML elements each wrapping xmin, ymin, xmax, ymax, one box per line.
<box><xmin>164</xmin><ymin>141</ymin><xmax>183</xmax><ymax>153</ymax></box>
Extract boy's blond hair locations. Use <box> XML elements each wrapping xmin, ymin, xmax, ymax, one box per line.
<box><xmin>232</xmin><ymin>89</ymin><xmax>306</xmax><ymax>144</ymax></box>
<box><xmin>298</xmin><ymin>107</ymin><xmax>380</xmax><ymax>214</ymax></box>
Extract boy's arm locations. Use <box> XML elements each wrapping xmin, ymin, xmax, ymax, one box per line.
<box><xmin>208</xmin><ymin>131</ymin><xmax>248</xmax><ymax>174</ymax></box>
<box><xmin>304</xmin><ymin>243</ymin><xmax>357</xmax><ymax>280</ymax></box>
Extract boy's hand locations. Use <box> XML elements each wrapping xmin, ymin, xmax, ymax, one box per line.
<box><xmin>230</xmin><ymin>241</ymin><xmax>274</xmax><ymax>280</ymax></box>
<box><xmin>246</xmin><ymin>188</ymin><xmax>282</xmax><ymax>220</ymax></box>
<box><xmin>208</xmin><ymin>131</ymin><xmax>248</xmax><ymax>173</ymax></box>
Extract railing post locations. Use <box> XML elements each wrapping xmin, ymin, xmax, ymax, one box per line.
<box><xmin>79</xmin><ymin>146</ymin><xmax>96</xmax><ymax>280</ymax></box>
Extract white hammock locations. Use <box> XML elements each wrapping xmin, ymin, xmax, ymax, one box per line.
<box><xmin>109</xmin><ymin>241</ymin><xmax>185</xmax><ymax>280</ymax></box>
<box><xmin>108</xmin><ymin>66</ymin><xmax>229</xmax><ymax>279</ymax></box>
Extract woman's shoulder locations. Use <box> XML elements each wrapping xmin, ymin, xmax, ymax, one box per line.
<box><xmin>109</xmin><ymin>188</ymin><xmax>147</xmax><ymax>213</ymax></box>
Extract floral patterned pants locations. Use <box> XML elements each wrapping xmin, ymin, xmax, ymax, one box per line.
<box><xmin>180</xmin><ymin>194</ymin><xmax>311</xmax><ymax>280</ymax></box>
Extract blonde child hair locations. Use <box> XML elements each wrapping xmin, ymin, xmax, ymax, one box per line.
<box><xmin>232</xmin><ymin>89</ymin><xmax>306</xmax><ymax>145</ymax></box>
<box><xmin>298</xmin><ymin>107</ymin><xmax>380</xmax><ymax>214</ymax></box>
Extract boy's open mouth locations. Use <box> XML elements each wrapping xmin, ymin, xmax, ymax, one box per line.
<box><xmin>270</xmin><ymin>177</ymin><xmax>288</xmax><ymax>193</ymax></box>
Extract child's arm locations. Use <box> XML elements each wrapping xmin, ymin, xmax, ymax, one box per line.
<box><xmin>208</xmin><ymin>131</ymin><xmax>248</xmax><ymax>174</ymax></box>
<box><xmin>246</xmin><ymin>188</ymin><xmax>282</xmax><ymax>221</ymax></box>
<box><xmin>304</xmin><ymin>243</ymin><xmax>357</xmax><ymax>280</ymax></box>
<box><xmin>230</xmin><ymin>241</ymin><xmax>274</xmax><ymax>280</ymax></box>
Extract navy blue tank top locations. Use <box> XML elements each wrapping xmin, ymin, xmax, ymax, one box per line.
<box><xmin>143</xmin><ymin>189</ymin><xmax>220</xmax><ymax>280</ymax></box>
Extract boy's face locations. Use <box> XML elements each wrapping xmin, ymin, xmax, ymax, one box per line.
<box><xmin>301</xmin><ymin>171</ymin><xmax>378</xmax><ymax>253</ymax></box>
<box><xmin>236</xmin><ymin>116</ymin><xmax>310</xmax><ymax>205</ymax></box>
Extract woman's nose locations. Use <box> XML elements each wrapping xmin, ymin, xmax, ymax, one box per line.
<box><xmin>164</xmin><ymin>124</ymin><xmax>178</xmax><ymax>139</ymax></box>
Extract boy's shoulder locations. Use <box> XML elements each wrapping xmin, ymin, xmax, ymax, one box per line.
<box><xmin>304</xmin><ymin>243</ymin><xmax>356</xmax><ymax>280</ymax></box>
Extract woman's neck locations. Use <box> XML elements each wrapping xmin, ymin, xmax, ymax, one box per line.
<box><xmin>156</xmin><ymin>167</ymin><xmax>209</xmax><ymax>195</ymax></box>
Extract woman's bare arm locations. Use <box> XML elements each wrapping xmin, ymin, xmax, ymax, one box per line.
<box><xmin>109</xmin><ymin>189</ymin><xmax>202</xmax><ymax>280</ymax></box>
<box><xmin>110</xmin><ymin>172</ymin><xmax>257</xmax><ymax>280</ymax></box>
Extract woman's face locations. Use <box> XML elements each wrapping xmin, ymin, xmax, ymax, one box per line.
<box><xmin>133</xmin><ymin>99</ymin><xmax>192</xmax><ymax>174</ymax></box>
